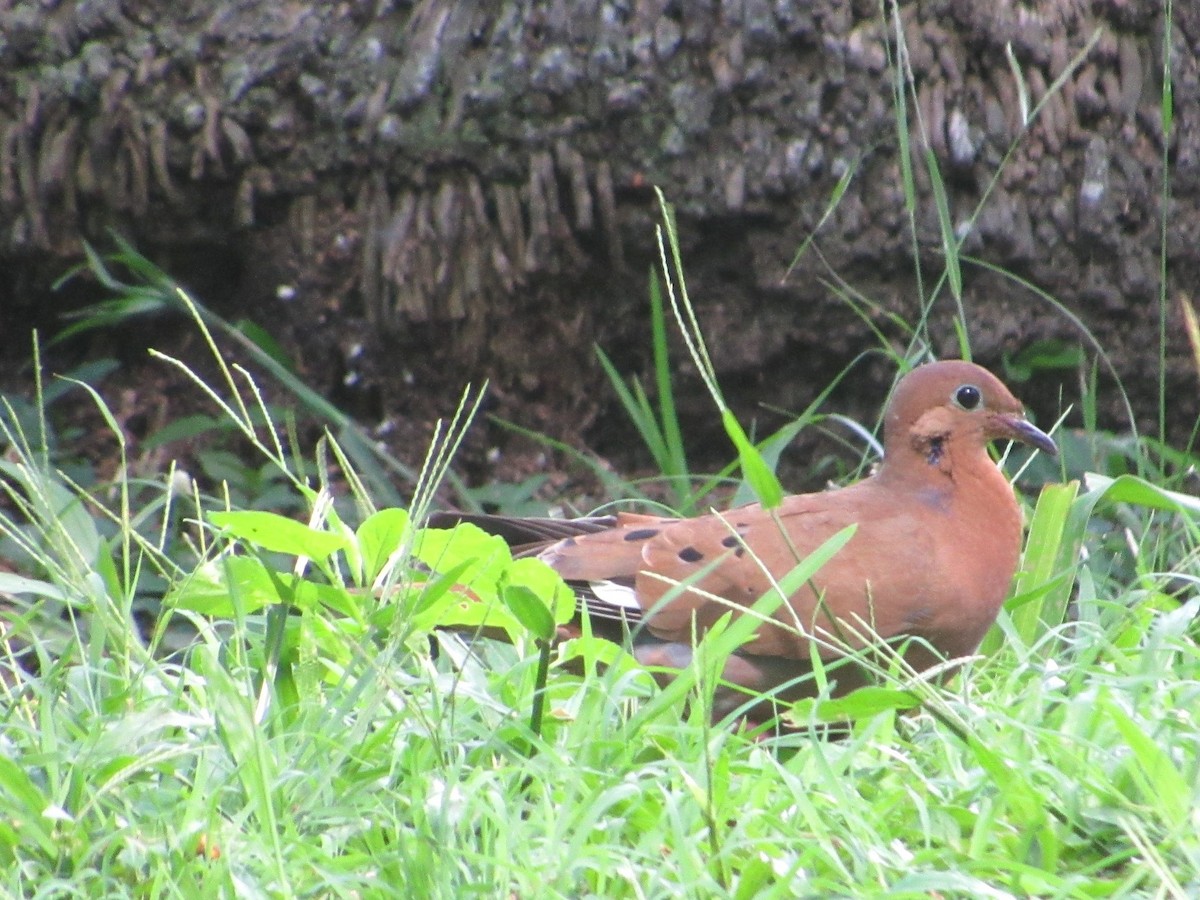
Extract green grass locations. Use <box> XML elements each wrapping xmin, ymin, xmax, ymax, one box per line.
<box><xmin>4</xmin><ymin>4</ymin><xmax>1200</xmax><ymax>897</ymax></box>
<box><xmin>3</xmin><ymin>306</ymin><xmax>1199</xmax><ymax>897</ymax></box>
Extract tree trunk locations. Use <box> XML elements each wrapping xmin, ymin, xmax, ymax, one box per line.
<box><xmin>1</xmin><ymin>0</ymin><xmax>1196</xmax><ymax>484</ymax></box>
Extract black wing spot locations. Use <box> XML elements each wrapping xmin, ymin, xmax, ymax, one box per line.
<box><xmin>624</xmin><ymin>528</ymin><xmax>660</xmax><ymax>541</ymax></box>
<box><xmin>734</xmin><ymin>547</ymin><xmax>745</xmax><ymax>558</ymax></box>
<box><xmin>678</xmin><ymin>546</ymin><xmax>704</xmax><ymax>563</ymax></box>
<box><xmin>721</xmin><ymin>535</ymin><xmax>740</xmax><ymax>548</ymax></box>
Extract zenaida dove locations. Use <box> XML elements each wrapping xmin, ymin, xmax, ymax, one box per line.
<box><xmin>434</xmin><ymin>360</ymin><xmax>1057</xmax><ymax>717</ymax></box>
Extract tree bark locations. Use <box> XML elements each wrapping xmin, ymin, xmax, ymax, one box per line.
<box><xmin>1</xmin><ymin>0</ymin><xmax>1196</xmax><ymax>479</ymax></box>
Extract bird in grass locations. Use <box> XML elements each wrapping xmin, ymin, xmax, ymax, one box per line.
<box><xmin>432</xmin><ymin>360</ymin><xmax>1057</xmax><ymax>720</ymax></box>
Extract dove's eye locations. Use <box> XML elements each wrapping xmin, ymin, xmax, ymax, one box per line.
<box><xmin>953</xmin><ymin>384</ymin><xmax>982</xmax><ymax>410</ymax></box>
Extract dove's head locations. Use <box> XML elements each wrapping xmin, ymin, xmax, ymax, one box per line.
<box><xmin>882</xmin><ymin>360</ymin><xmax>1057</xmax><ymax>465</ymax></box>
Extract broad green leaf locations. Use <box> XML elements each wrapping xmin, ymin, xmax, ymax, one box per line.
<box><xmin>502</xmin><ymin>584</ymin><xmax>555</xmax><ymax>642</ymax></box>
<box><xmin>291</xmin><ymin>579</ymin><xmax>364</xmax><ymax>619</ymax></box>
<box><xmin>411</xmin><ymin>523</ymin><xmax>512</xmax><ymax>603</ymax></box>
<box><xmin>408</xmin><ymin>559</ymin><xmax>477</xmax><ymax>617</ymax></box>
<box><xmin>166</xmin><ymin>555</ymin><xmax>281</xmax><ymax>615</ymax></box>
<box><xmin>208</xmin><ymin>509</ymin><xmax>349</xmax><ymax>559</ymax></box>
<box><xmin>558</xmin><ymin>633</ymin><xmax>631</xmax><ymax>671</ymax></box>
<box><xmin>790</xmin><ymin>686</ymin><xmax>920</xmax><ymax>723</ymax></box>
<box><xmin>406</xmin><ymin>536</ymin><xmax>573</xmax><ymax>644</ymax></box>
<box><xmin>357</xmin><ymin>507</ymin><xmax>412</xmax><ymax>583</ymax></box>
<box><xmin>504</xmin><ymin>556</ymin><xmax>575</xmax><ymax>624</ymax></box>
<box><xmin>418</xmin><ymin>588</ymin><xmax>524</xmax><ymax>641</ymax></box>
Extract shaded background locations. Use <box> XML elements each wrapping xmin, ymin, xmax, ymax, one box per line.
<box><xmin>2</xmin><ymin>0</ymin><xmax>1197</xmax><ymax>500</ymax></box>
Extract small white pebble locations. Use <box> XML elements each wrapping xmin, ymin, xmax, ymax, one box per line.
<box><xmin>1080</xmin><ymin>180</ymin><xmax>1105</xmax><ymax>205</ymax></box>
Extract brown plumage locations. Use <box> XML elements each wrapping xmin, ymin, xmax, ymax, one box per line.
<box><xmin>434</xmin><ymin>360</ymin><xmax>1057</xmax><ymax>717</ymax></box>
